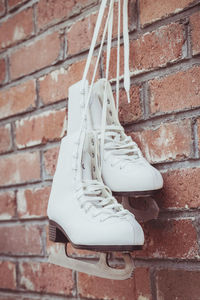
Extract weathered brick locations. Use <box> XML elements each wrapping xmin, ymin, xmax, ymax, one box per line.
<box><xmin>10</xmin><ymin>32</ymin><xmax>61</xmax><ymax>79</ymax></box>
<box><xmin>66</xmin><ymin>0</ymin><xmax>134</xmax><ymax>56</ymax></box>
<box><xmin>39</xmin><ymin>58</ymin><xmax>99</xmax><ymax>105</ymax></box>
<box><xmin>190</xmin><ymin>11</ymin><xmax>200</xmax><ymax>55</ymax></box>
<box><xmin>0</xmin><ymin>225</ymin><xmax>42</xmax><ymax>255</ymax></box>
<box><xmin>131</xmin><ymin>120</ymin><xmax>192</xmax><ymax>163</ymax></box>
<box><xmin>15</xmin><ymin>108</ymin><xmax>66</xmax><ymax>148</ymax></box>
<box><xmin>0</xmin><ymin>151</ymin><xmax>40</xmax><ymax>186</ymax></box>
<box><xmin>17</xmin><ymin>185</ymin><xmax>50</xmax><ymax>218</ymax></box>
<box><xmin>0</xmin><ymin>0</ymin><xmax>5</xmax><ymax>16</ymax></box>
<box><xmin>150</xmin><ymin>66</ymin><xmax>200</xmax><ymax>114</ymax></box>
<box><xmin>19</xmin><ymin>261</ymin><xmax>74</xmax><ymax>295</ymax></box>
<box><xmin>118</xmin><ymin>85</ymin><xmax>142</xmax><ymax>124</ymax></box>
<box><xmin>67</xmin><ymin>6</ymin><xmax>111</xmax><ymax>56</ymax></box>
<box><xmin>0</xmin><ymin>124</ymin><xmax>12</xmax><ymax>154</ymax></box>
<box><xmin>37</xmin><ymin>0</ymin><xmax>94</xmax><ymax>30</ymax></box>
<box><xmin>0</xmin><ymin>191</ymin><xmax>16</xmax><ymax>220</ymax></box>
<box><xmin>0</xmin><ymin>58</ymin><xmax>6</xmax><ymax>84</ymax></box>
<box><xmin>105</xmin><ymin>23</ymin><xmax>185</xmax><ymax>79</ymax></box>
<box><xmin>140</xmin><ymin>0</ymin><xmax>196</xmax><ymax>26</ymax></box>
<box><xmin>0</xmin><ymin>261</ymin><xmax>16</xmax><ymax>290</ymax></box>
<box><xmin>156</xmin><ymin>269</ymin><xmax>200</xmax><ymax>300</ymax></box>
<box><xmin>8</xmin><ymin>0</ymin><xmax>27</xmax><ymax>10</ymax></box>
<box><xmin>0</xmin><ymin>8</ymin><xmax>34</xmax><ymax>50</ymax></box>
<box><xmin>133</xmin><ymin>219</ymin><xmax>198</xmax><ymax>259</ymax></box>
<box><xmin>131</xmin><ymin>23</ymin><xmax>185</xmax><ymax>72</ymax></box>
<box><xmin>160</xmin><ymin>167</ymin><xmax>200</xmax><ymax>209</ymax></box>
<box><xmin>78</xmin><ymin>267</ymin><xmax>152</xmax><ymax>300</ymax></box>
<box><xmin>0</xmin><ymin>80</ymin><xmax>36</xmax><ymax>120</ymax></box>
<box><xmin>43</xmin><ymin>146</ymin><xmax>59</xmax><ymax>177</ymax></box>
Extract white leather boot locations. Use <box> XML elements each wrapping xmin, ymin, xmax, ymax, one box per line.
<box><xmin>68</xmin><ymin>79</ymin><xmax>163</xmax><ymax>196</ymax></box>
<box><xmin>47</xmin><ymin>129</ymin><xmax>144</xmax><ymax>250</ymax></box>
<box><xmin>47</xmin><ymin>128</ymin><xmax>144</xmax><ymax>279</ymax></box>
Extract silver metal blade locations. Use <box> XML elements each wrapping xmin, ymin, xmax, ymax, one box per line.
<box><xmin>48</xmin><ymin>244</ymin><xmax>134</xmax><ymax>280</ymax></box>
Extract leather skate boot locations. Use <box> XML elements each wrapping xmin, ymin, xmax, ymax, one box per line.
<box><xmin>47</xmin><ymin>130</ymin><xmax>144</xmax><ymax>279</ymax></box>
<box><xmin>67</xmin><ymin>79</ymin><xmax>163</xmax><ymax>222</ymax></box>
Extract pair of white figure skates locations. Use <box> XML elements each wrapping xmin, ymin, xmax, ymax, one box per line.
<box><xmin>47</xmin><ymin>0</ymin><xmax>163</xmax><ymax>280</ymax></box>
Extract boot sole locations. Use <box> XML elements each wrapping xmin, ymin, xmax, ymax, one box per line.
<box><xmin>113</xmin><ymin>189</ymin><xmax>162</xmax><ymax>197</ymax></box>
<box><xmin>49</xmin><ymin>219</ymin><xmax>142</xmax><ymax>252</ymax></box>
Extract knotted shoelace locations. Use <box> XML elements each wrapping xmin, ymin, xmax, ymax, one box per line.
<box><xmin>76</xmin><ymin>179</ymin><xmax>130</xmax><ymax>221</ymax></box>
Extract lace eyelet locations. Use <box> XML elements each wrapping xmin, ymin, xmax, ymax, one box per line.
<box><xmin>109</xmin><ymin>110</ymin><xmax>112</xmax><ymax>116</ymax></box>
<box><xmin>93</xmin><ymin>166</ymin><xmax>96</xmax><ymax>172</ymax></box>
<box><xmin>107</xmin><ymin>99</ymin><xmax>110</xmax><ymax>104</ymax></box>
<box><xmin>91</xmin><ymin>139</ymin><xmax>94</xmax><ymax>146</ymax></box>
<box><xmin>92</xmin><ymin>152</ymin><xmax>95</xmax><ymax>158</ymax></box>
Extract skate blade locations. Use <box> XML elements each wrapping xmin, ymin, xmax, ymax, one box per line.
<box><xmin>122</xmin><ymin>196</ymin><xmax>159</xmax><ymax>223</ymax></box>
<box><xmin>48</xmin><ymin>244</ymin><xmax>134</xmax><ymax>280</ymax></box>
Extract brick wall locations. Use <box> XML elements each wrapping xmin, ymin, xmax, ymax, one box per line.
<box><xmin>0</xmin><ymin>0</ymin><xmax>200</xmax><ymax>299</ymax></box>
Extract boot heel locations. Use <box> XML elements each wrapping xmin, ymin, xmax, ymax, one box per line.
<box><xmin>49</xmin><ymin>220</ymin><xmax>69</xmax><ymax>243</ymax></box>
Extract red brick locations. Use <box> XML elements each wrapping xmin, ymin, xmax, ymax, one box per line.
<box><xmin>0</xmin><ymin>80</ymin><xmax>36</xmax><ymax>120</ymax></box>
<box><xmin>67</xmin><ymin>0</ymin><xmax>129</xmax><ymax>56</ymax></box>
<box><xmin>0</xmin><ymin>58</ymin><xmax>6</xmax><ymax>84</ymax></box>
<box><xmin>0</xmin><ymin>8</ymin><xmax>34</xmax><ymax>50</ymax></box>
<box><xmin>156</xmin><ymin>269</ymin><xmax>200</xmax><ymax>300</ymax></box>
<box><xmin>132</xmin><ymin>23</ymin><xmax>185</xmax><ymax>72</ymax></box>
<box><xmin>19</xmin><ymin>261</ymin><xmax>74</xmax><ymax>295</ymax></box>
<box><xmin>160</xmin><ymin>167</ymin><xmax>200</xmax><ymax>209</ymax></box>
<box><xmin>0</xmin><ymin>224</ymin><xmax>42</xmax><ymax>255</ymax></box>
<box><xmin>131</xmin><ymin>120</ymin><xmax>192</xmax><ymax>163</ymax></box>
<box><xmin>43</xmin><ymin>146</ymin><xmax>59</xmax><ymax>177</ymax></box>
<box><xmin>0</xmin><ymin>151</ymin><xmax>40</xmax><ymax>186</ymax></box>
<box><xmin>8</xmin><ymin>0</ymin><xmax>27</xmax><ymax>10</ymax></box>
<box><xmin>118</xmin><ymin>85</ymin><xmax>142</xmax><ymax>125</ymax></box>
<box><xmin>0</xmin><ymin>191</ymin><xmax>16</xmax><ymax>220</ymax></box>
<box><xmin>140</xmin><ymin>0</ymin><xmax>196</xmax><ymax>26</ymax></box>
<box><xmin>37</xmin><ymin>0</ymin><xmax>94</xmax><ymax>30</ymax></box>
<box><xmin>0</xmin><ymin>261</ymin><xmax>16</xmax><ymax>289</ymax></box>
<box><xmin>39</xmin><ymin>58</ymin><xmax>99</xmax><ymax>105</ymax></box>
<box><xmin>190</xmin><ymin>11</ymin><xmax>200</xmax><ymax>55</ymax></box>
<box><xmin>0</xmin><ymin>124</ymin><xmax>12</xmax><ymax>154</ymax></box>
<box><xmin>67</xmin><ymin>8</ymin><xmax>106</xmax><ymax>56</ymax></box>
<box><xmin>133</xmin><ymin>219</ymin><xmax>198</xmax><ymax>259</ymax></box>
<box><xmin>150</xmin><ymin>66</ymin><xmax>200</xmax><ymax>114</ymax></box>
<box><xmin>0</xmin><ymin>0</ymin><xmax>5</xmax><ymax>16</ymax></box>
<box><xmin>15</xmin><ymin>108</ymin><xmax>66</xmax><ymax>148</ymax></box>
<box><xmin>17</xmin><ymin>185</ymin><xmax>50</xmax><ymax>218</ymax></box>
<box><xmin>10</xmin><ymin>32</ymin><xmax>61</xmax><ymax>79</ymax></box>
<box><xmin>78</xmin><ymin>267</ymin><xmax>152</xmax><ymax>300</ymax></box>
<box><xmin>105</xmin><ymin>23</ymin><xmax>185</xmax><ymax>79</ymax></box>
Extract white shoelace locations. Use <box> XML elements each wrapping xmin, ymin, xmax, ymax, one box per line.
<box><xmin>76</xmin><ymin>179</ymin><xmax>129</xmax><ymax>221</ymax></box>
<box><xmin>98</xmin><ymin>125</ymin><xmax>142</xmax><ymax>167</ymax></box>
<box><xmin>73</xmin><ymin>1</ymin><xmax>133</xmax><ymax>218</ymax></box>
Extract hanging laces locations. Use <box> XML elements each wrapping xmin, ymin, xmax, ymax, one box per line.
<box><xmin>77</xmin><ymin>0</ymin><xmax>131</xmax><ymax>174</ymax></box>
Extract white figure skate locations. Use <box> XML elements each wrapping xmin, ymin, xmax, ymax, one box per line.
<box><xmin>47</xmin><ymin>131</ymin><xmax>144</xmax><ymax>280</ymax></box>
<box><xmin>68</xmin><ymin>78</ymin><xmax>163</xmax><ymax>222</ymax></box>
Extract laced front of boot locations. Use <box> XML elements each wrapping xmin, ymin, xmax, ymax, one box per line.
<box><xmin>76</xmin><ymin>179</ymin><xmax>128</xmax><ymax>221</ymax></box>
<box><xmin>73</xmin><ymin>132</ymin><xmax>132</xmax><ymax>222</ymax></box>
